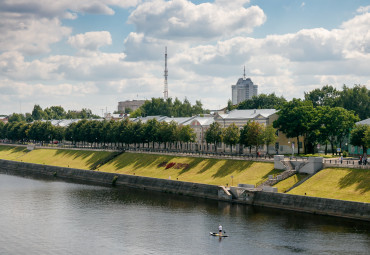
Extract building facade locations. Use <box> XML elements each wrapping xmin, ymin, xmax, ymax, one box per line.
<box><xmin>231</xmin><ymin>69</ymin><xmax>258</xmax><ymax>105</ymax></box>
<box><xmin>117</xmin><ymin>100</ymin><xmax>145</xmax><ymax>113</ymax></box>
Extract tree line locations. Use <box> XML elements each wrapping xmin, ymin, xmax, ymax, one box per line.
<box><xmin>129</xmin><ymin>97</ymin><xmax>210</xmax><ymax>118</ymax></box>
<box><xmin>228</xmin><ymin>84</ymin><xmax>369</xmax><ymax>121</ymax></box>
<box><xmin>6</xmin><ymin>105</ymin><xmax>100</xmax><ymax>123</ymax></box>
<box><xmin>0</xmin><ymin>116</ymin><xmax>368</xmax><ymax>155</ymax></box>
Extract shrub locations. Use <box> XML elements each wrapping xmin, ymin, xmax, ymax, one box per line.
<box><xmin>165</xmin><ymin>162</ymin><xmax>176</xmax><ymax>169</ymax></box>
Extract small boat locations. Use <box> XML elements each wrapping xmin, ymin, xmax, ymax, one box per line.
<box><xmin>210</xmin><ymin>232</ymin><xmax>228</xmax><ymax>237</ymax></box>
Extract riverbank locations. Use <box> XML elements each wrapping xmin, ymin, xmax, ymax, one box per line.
<box><xmin>0</xmin><ymin>159</ymin><xmax>369</xmax><ymax>221</ymax></box>
<box><xmin>0</xmin><ymin>145</ymin><xmax>369</xmax><ymax>203</ymax></box>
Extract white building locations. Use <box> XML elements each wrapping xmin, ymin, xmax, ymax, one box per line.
<box><xmin>231</xmin><ymin>68</ymin><xmax>258</xmax><ymax>105</ymax></box>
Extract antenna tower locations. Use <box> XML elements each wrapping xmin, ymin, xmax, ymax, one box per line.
<box><xmin>164</xmin><ymin>47</ymin><xmax>168</xmax><ymax>100</ymax></box>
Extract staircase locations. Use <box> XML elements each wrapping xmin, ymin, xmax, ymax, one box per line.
<box><xmin>256</xmin><ymin>160</ymin><xmax>296</xmax><ymax>188</ymax></box>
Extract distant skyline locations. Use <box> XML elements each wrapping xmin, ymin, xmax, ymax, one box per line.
<box><xmin>1</xmin><ymin>0</ymin><xmax>369</xmax><ymax>115</ymax></box>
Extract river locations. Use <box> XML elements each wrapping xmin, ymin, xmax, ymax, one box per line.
<box><xmin>0</xmin><ymin>173</ymin><xmax>369</xmax><ymax>255</ymax></box>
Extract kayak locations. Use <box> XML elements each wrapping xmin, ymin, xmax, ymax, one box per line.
<box><xmin>210</xmin><ymin>232</ymin><xmax>228</xmax><ymax>237</ymax></box>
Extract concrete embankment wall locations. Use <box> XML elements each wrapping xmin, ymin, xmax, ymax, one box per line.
<box><xmin>0</xmin><ymin>159</ymin><xmax>219</xmax><ymax>200</ymax></box>
<box><xmin>0</xmin><ymin>159</ymin><xmax>369</xmax><ymax>221</ymax></box>
<box><xmin>253</xmin><ymin>191</ymin><xmax>370</xmax><ymax>221</ymax></box>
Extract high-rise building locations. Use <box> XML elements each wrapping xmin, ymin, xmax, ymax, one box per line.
<box><xmin>231</xmin><ymin>67</ymin><xmax>258</xmax><ymax>105</ymax></box>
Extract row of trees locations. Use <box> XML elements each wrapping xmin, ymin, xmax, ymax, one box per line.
<box><xmin>205</xmin><ymin>122</ymin><xmax>277</xmax><ymax>154</ymax></box>
<box><xmin>229</xmin><ymin>85</ymin><xmax>369</xmax><ymax>121</ymax></box>
<box><xmin>0</xmin><ymin>118</ymin><xmax>276</xmax><ymax>154</ymax></box>
<box><xmin>273</xmin><ymin>99</ymin><xmax>366</xmax><ymax>154</ymax></box>
<box><xmin>1</xmin><ymin>116</ymin><xmax>369</xmax><ymax>155</ymax></box>
<box><xmin>129</xmin><ymin>97</ymin><xmax>210</xmax><ymax>118</ymax></box>
<box><xmin>7</xmin><ymin>105</ymin><xmax>100</xmax><ymax>123</ymax></box>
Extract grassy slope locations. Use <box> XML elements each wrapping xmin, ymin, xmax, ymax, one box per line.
<box><xmin>0</xmin><ymin>145</ymin><xmax>114</xmax><ymax>170</ymax></box>
<box><xmin>273</xmin><ymin>174</ymin><xmax>306</xmax><ymax>193</ymax></box>
<box><xmin>0</xmin><ymin>145</ymin><xmax>29</xmax><ymax>160</ymax></box>
<box><xmin>98</xmin><ymin>152</ymin><xmax>276</xmax><ymax>186</ymax></box>
<box><xmin>1</xmin><ymin>145</ymin><xmax>369</xmax><ymax>203</ymax></box>
<box><xmin>287</xmin><ymin>168</ymin><xmax>370</xmax><ymax>203</ymax></box>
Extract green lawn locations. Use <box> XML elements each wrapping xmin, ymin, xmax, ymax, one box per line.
<box><xmin>0</xmin><ymin>145</ymin><xmax>115</xmax><ymax>170</ymax></box>
<box><xmin>0</xmin><ymin>145</ymin><xmax>29</xmax><ymax>160</ymax></box>
<box><xmin>98</xmin><ymin>152</ymin><xmax>276</xmax><ymax>186</ymax></box>
<box><xmin>287</xmin><ymin>168</ymin><xmax>370</xmax><ymax>203</ymax></box>
<box><xmin>273</xmin><ymin>174</ymin><xmax>306</xmax><ymax>193</ymax></box>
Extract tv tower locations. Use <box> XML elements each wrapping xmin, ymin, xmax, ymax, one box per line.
<box><xmin>163</xmin><ymin>46</ymin><xmax>168</xmax><ymax>100</ymax></box>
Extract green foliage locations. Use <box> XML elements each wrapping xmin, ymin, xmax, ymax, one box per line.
<box><xmin>304</xmin><ymin>84</ymin><xmax>369</xmax><ymax>120</ymax></box>
<box><xmin>317</xmin><ymin>106</ymin><xmax>359</xmax><ymax>154</ymax></box>
<box><xmin>304</xmin><ymin>85</ymin><xmax>340</xmax><ymax>107</ymax></box>
<box><xmin>237</xmin><ymin>93</ymin><xmax>287</xmax><ymax>110</ymax></box>
<box><xmin>205</xmin><ymin>122</ymin><xmax>223</xmax><ymax>151</ymax></box>
<box><xmin>135</xmin><ymin>97</ymin><xmax>209</xmax><ymax>117</ymax></box>
<box><xmin>273</xmin><ymin>99</ymin><xmax>314</xmax><ymax>154</ymax></box>
<box><xmin>31</xmin><ymin>105</ymin><xmax>46</xmax><ymax>120</ymax></box>
<box><xmin>240</xmin><ymin>121</ymin><xmax>264</xmax><ymax>153</ymax></box>
<box><xmin>350</xmin><ymin>124</ymin><xmax>369</xmax><ymax>153</ymax></box>
<box><xmin>223</xmin><ymin>123</ymin><xmax>240</xmax><ymax>152</ymax></box>
<box><xmin>336</xmin><ymin>85</ymin><xmax>369</xmax><ymax>120</ymax></box>
<box><xmin>263</xmin><ymin>125</ymin><xmax>277</xmax><ymax>153</ymax></box>
<box><xmin>8</xmin><ymin>113</ymin><xmax>26</xmax><ymax>123</ymax></box>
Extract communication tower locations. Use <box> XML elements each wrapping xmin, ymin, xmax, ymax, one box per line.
<box><xmin>164</xmin><ymin>47</ymin><xmax>168</xmax><ymax>100</ymax></box>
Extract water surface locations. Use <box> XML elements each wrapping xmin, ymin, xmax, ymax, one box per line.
<box><xmin>0</xmin><ymin>173</ymin><xmax>369</xmax><ymax>254</ymax></box>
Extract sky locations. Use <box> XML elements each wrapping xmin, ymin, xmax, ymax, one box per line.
<box><xmin>1</xmin><ymin>0</ymin><xmax>370</xmax><ymax>116</ymax></box>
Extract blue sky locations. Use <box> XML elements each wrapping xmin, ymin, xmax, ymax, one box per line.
<box><xmin>0</xmin><ymin>0</ymin><xmax>369</xmax><ymax>115</ymax></box>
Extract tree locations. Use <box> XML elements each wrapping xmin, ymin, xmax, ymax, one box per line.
<box><xmin>239</xmin><ymin>121</ymin><xmax>264</xmax><ymax>154</ymax></box>
<box><xmin>205</xmin><ymin>122</ymin><xmax>223</xmax><ymax>152</ymax></box>
<box><xmin>178</xmin><ymin>125</ymin><xmax>196</xmax><ymax>150</ymax></box>
<box><xmin>31</xmin><ymin>105</ymin><xmax>46</xmax><ymax>120</ymax></box>
<box><xmin>44</xmin><ymin>106</ymin><xmax>66</xmax><ymax>120</ymax></box>
<box><xmin>223</xmin><ymin>123</ymin><xmax>240</xmax><ymax>153</ymax></box>
<box><xmin>304</xmin><ymin>85</ymin><xmax>340</xmax><ymax>107</ymax></box>
<box><xmin>350</xmin><ymin>124</ymin><xmax>369</xmax><ymax>155</ymax></box>
<box><xmin>273</xmin><ymin>99</ymin><xmax>314</xmax><ymax>154</ymax></box>
<box><xmin>0</xmin><ymin>121</ymin><xmax>4</xmax><ymax>139</ymax></box>
<box><xmin>318</xmin><ymin>107</ymin><xmax>359</xmax><ymax>154</ymax></box>
<box><xmin>263</xmin><ymin>124</ymin><xmax>277</xmax><ymax>155</ymax></box>
<box><xmin>143</xmin><ymin>119</ymin><xmax>160</xmax><ymax>148</ymax></box>
<box><xmin>227</xmin><ymin>99</ymin><xmax>236</xmax><ymax>111</ymax></box>
<box><xmin>337</xmin><ymin>85</ymin><xmax>369</xmax><ymax>120</ymax></box>
<box><xmin>237</xmin><ymin>93</ymin><xmax>286</xmax><ymax>110</ymax></box>
<box><xmin>364</xmin><ymin>127</ymin><xmax>370</xmax><ymax>149</ymax></box>
<box><xmin>8</xmin><ymin>113</ymin><xmax>25</xmax><ymax>123</ymax></box>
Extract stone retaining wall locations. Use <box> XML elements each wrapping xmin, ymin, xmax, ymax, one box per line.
<box><xmin>0</xmin><ymin>159</ymin><xmax>219</xmax><ymax>200</ymax></box>
<box><xmin>253</xmin><ymin>191</ymin><xmax>370</xmax><ymax>221</ymax></box>
<box><xmin>0</xmin><ymin>159</ymin><xmax>369</xmax><ymax>221</ymax></box>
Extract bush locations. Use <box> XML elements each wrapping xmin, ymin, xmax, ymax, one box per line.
<box><xmin>343</xmin><ymin>150</ymin><xmax>348</xmax><ymax>157</ymax></box>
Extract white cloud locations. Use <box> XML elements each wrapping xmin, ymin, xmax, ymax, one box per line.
<box><xmin>128</xmin><ymin>0</ymin><xmax>266</xmax><ymax>41</ymax></box>
<box><xmin>0</xmin><ymin>16</ymin><xmax>71</xmax><ymax>55</ymax></box>
<box><xmin>68</xmin><ymin>31</ymin><xmax>112</xmax><ymax>51</ymax></box>
<box><xmin>357</xmin><ymin>5</ymin><xmax>370</xmax><ymax>13</ymax></box>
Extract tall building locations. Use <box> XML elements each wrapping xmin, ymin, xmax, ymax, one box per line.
<box><xmin>231</xmin><ymin>67</ymin><xmax>258</xmax><ymax>105</ymax></box>
<box><xmin>117</xmin><ymin>100</ymin><xmax>145</xmax><ymax>113</ymax></box>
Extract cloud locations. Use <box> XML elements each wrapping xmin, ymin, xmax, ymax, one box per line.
<box><xmin>0</xmin><ymin>16</ymin><xmax>71</xmax><ymax>55</ymax></box>
<box><xmin>0</xmin><ymin>0</ymin><xmax>140</xmax><ymax>55</ymax></box>
<box><xmin>128</xmin><ymin>0</ymin><xmax>266</xmax><ymax>41</ymax></box>
<box><xmin>0</xmin><ymin>0</ymin><xmax>140</xmax><ymax>19</ymax></box>
<box><xmin>68</xmin><ymin>31</ymin><xmax>112</xmax><ymax>51</ymax></box>
<box><xmin>357</xmin><ymin>5</ymin><xmax>370</xmax><ymax>13</ymax></box>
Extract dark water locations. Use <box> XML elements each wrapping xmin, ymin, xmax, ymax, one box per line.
<box><xmin>0</xmin><ymin>174</ymin><xmax>369</xmax><ymax>255</ymax></box>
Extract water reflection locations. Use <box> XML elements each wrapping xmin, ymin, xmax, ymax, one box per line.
<box><xmin>0</xmin><ymin>173</ymin><xmax>369</xmax><ymax>255</ymax></box>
